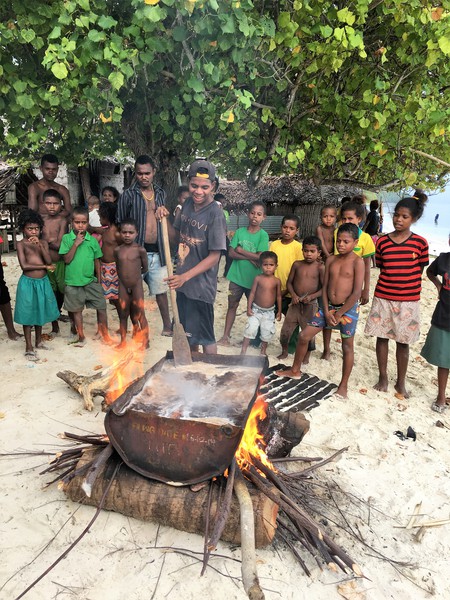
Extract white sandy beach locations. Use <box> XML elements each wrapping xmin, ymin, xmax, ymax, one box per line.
<box><xmin>1</xmin><ymin>253</ymin><xmax>449</xmax><ymax>600</ymax></box>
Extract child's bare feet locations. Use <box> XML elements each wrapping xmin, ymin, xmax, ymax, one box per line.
<box><xmin>320</xmin><ymin>350</ymin><xmax>331</xmax><ymax>360</ymax></box>
<box><xmin>373</xmin><ymin>376</ymin><xmax>388</xmax><ymax>392</ymax></box>
<box><xmin>70</xmin><ymin>324</ymin><xmax>77</xmax><ymax>335</ymax></box>
<box><xmin>277</xmin><ymin>351</ymin><xmax>288</xmax><ymax>359</ymax></box>
<box><xmin>36</xmin><ymin>343</ymin><xmax>50</xmax><ymax>350</ymax></box>
<box><xmin>25</xmin><ymin>350</ymin><xmax>38</xmax><ymax>362</ymax></box>
<box><xmin>275</xmin><ymin>368</ymin><xmax>302</xmax><ymax>379</ymax></box>
<box><xmin>68</xmin><ymin>336</ymin><xmax>86</xmax><ymax>346</ymax></box>
<box><xmin>394</xmin><ymin>382</ymin><xmax>410</xmax><ymax>399</ymax></box>
<box><xmin>115</xmin><ymin>340</ymin><xmax>127</xmax><ymax>350</ymax></box>
<box><xmin>335</xmin><ymin>384</ymin><xmax>348</xmax><ymax>398</ymax></box>
<box><xmin>217</xmin><ymin>337</ymin><xmax>231</xmax><ymax>346</ymax></box>
<box><xmin>101</xmin><ymin>335</ymin><xmax>114</xmax><ymax>346</ymax></box>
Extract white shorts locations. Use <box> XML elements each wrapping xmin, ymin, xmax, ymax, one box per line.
<box><xmin>244</xmin><ymin>303</ymin><xmax>276</xmax><ymax>342</ymax></box>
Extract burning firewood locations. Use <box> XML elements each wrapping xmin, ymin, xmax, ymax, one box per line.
<box><xmin>56</xmin><ymin>351</ymin><xmax>134</xmax><ymax>411</ymax></box>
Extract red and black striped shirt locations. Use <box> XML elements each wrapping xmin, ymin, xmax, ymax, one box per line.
<box><xmin>374</xmin><ymin>233</ymin><xmax>429</xmax><ymax>302</ymax></box>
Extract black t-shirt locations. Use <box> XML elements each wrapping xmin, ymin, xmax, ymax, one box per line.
<box><xmin>365</xmin><ymin>209</ymin><xmax>380</xmax><ymax>236</ymax></box>
<box><xmin>429</xmin><ymin>252</ymin><xmax>450</xmax><ymax>331</ymax></box>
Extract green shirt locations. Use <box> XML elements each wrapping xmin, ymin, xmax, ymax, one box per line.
<box><xmin>59</xmin><ymin>231</ymin><xmax>103</xmax><ymax>286</ymax></box>
<box><xmin>227</xmin><ymin>227</ymin><xmax>269</xmax><ymax>289</ymax></box>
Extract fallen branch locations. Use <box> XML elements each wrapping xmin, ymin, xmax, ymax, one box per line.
<box><xmin>234</xmin><ymin>469</ymin><xmax>265</xmax><ymax>600</ymax></box>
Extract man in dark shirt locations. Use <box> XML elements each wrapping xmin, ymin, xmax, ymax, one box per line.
<box><xmin>117</xmin><ymin>155</ymin><xmax>172</xmax><ymax>336</ymax></box>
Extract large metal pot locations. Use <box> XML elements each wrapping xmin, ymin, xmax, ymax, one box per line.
<box><xmin>105</xmin><ymin>352</ymin><xmax>268</xmax><ymax>485</ymax></box>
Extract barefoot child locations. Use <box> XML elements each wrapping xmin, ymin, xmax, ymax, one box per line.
<box><xmin>28</xmin><ymin>153</ymin><xmax>71</xmax><ymax>219</ymax></box>
<box><xmin>278</xmin><ymin>236</ymin><xmax>324</xmax><ymax>361</ymax></box>
<box><xmin>41</xmin><ymin>189</ymin><xmax>68</xmax><ymax>335</ymax></box>
<box><xmin>0</xmin><ymin>236</ymin><xmax>22</xmax><ymax>340</ymax></box>
<box><xmin>59</xmin><ymin>207</ymin><xmax>112</xmax><ymax>345</ymax></box>
<box><xmin>420</xmin><ymin>239</ymin><xmax>450</xmax><ymax>413</ymax></box>
<box><xmin>277</xmin><ymin>223</ymin><xmax>364</xmax><ymax>398</ymax></box>
<box><xmin>218</xmin><ymin>201</ymin><xmax>269</xmax><ymax>345</ymax></box>
<box><xmin>270</xmin><ymin>215</ymin><xmax>304</xmax><ymax>353</ymax></box>
<box><xmin>364</xmin><ymin>195</ymin><xmax>428</xmax><ymax>398</ymax></box>
<box><xmin>14</xmin><ymin>209</ymin><xmax>60</xmax><ymax>360</ymax></box>
<box><xmin>114</xmin><ymin>219</ymin><xmax>149</xmax><ymax>349</ymax></box>
<box><xmin>98</xmin><ymin>202</ymin><xmax>122</xmax><ymax>317</ymax></box>
<box><xmin>316</xmin><ymin>206</ymin><xmax>337</xmax><ymax>259</ymax></box>
<box><xmin>241</xmin><ymin>251</ymin><xmax>282</xmax><ymax>355</ymax></box>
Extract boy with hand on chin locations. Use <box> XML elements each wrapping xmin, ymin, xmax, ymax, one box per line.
<box><xmin>241</xmin><ymin>251</ymin><xmax>282</xmax><ymax>356</ymax></box>
<box><xmin>114</xmin><ymin>219</ymin><xmax>149</xmax><ymax>350</ymax></box>
<box><xmin>277</xmin><ymin>223</ymin><xmax>364</xmax><ymax>399</ymax></box>
<box><xmin>164</xmin><ymin>160</ymin><xmax>227</xmax><ymax>354</ymax></box>
<box><xmin>59</xmin><ymin>207</ymin><xmax>112</xmax><ymax>345</ymax></box>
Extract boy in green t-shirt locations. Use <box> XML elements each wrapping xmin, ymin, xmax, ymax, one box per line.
<box><xmin>218</xmin><ymin>201</ymin><xmax>269</xmax><ymax>345</ymax></box>
<box><xmin>59</xmin><ymin>207</ymin><xmax>112</xmax><ymax>345</ymax></box>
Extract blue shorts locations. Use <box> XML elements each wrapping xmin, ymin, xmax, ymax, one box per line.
<box><xmin>309</xmin><ymin>302</ymin><xmax>359</xmax><ymax>338</ymax></box>
<box><xmin>244</xmin><ymin>303</ymin><xmax>276</xmax><ymax>343</ymax></box>
<box><xmin>143</xmin><ymin>252</ymin><xmax>168</xmax><ymax>296</ymax></box>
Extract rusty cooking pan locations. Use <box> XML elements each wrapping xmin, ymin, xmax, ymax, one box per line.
<box><xmin>105</xmin><ymin>352</ymin><xmax>268</xmax><ymax>486</ymax></box>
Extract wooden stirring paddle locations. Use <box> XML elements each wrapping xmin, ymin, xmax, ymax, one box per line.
<box><xmin>161</xmin><ymin>217</ymin><xmax>193</xmax><ymax>366</ymax></box>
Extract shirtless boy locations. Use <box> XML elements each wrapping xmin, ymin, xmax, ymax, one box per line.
<box><xmin>41</xmin><ymin>189</ymin><xmax>68</xmax><ymax>334</ymax></box>
<box><xmin>278</xmin><ymin>236</ymin><xmax>324</xmax><ymax>361</ymax></box>
<box><xmin>241</xmin><ymin>251</ymin><xmax>282</xmax><ymax>355</ymax></box>
<box><xmin>276</xmin><ymin>224</ymin><xmax>364</xmax><ymax>398</ymax></box>
<box><xmin>28</xmin><ymin>154</ymin><xmax>72</xmax><ymax>219</ymax></box>
<box><xmin>316</xmin><ymin>205</ymin><xmax>337</xmax><ymax>258</ymax></box>
<box><xmin>114</xmin><ymin>219</ymin><xmax>149</xmax><ymax>349</ymax></box>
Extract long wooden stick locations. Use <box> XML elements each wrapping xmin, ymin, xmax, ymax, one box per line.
<box><xmin>234</xmin><ymin>470</ymin><xmax>265</xmax><ymax>600</ymax></box>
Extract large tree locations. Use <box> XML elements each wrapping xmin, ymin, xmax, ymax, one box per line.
<box><xmin>1</xmin><ymin>0</ymin><xmax>450</xmax><ymax>192</ymax></box>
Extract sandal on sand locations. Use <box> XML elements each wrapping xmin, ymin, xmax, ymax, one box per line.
<box><xmin>161</xmin><ymin>330</ymin><xmax>173</xmax><ymax>337</ymax></box>
<box><xmin>25</xmin><ymin>351</ymin><xmax>38</xmax><ymax>362</ymax></box>
<box><xmin>431</xmin><ymin>402</ymin><xmax>447</xmax><ymax>414</ymax></box>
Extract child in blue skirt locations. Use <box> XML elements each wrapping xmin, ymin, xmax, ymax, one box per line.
<box><xmin>15</xmin><ymin>209</ymin><xmax>60</xmax><ymax>361</ymax></box>
<box><xmin>421</xmin><ymin>236</ymin><xmax>450</xmax><ymax>413</ymax></box>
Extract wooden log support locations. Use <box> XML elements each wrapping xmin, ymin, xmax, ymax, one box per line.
<box><xmin>64</xmin><ymin>449</ymin><xmax>279</xmax><ymax>548</ymax></box>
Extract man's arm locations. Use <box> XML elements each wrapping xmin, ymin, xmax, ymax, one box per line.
<box><xmin>140</xmin><ymin>247</ymin><xmax>149</xmax><ymax>274</ymax></box>
<box><xmin>60</xmin><ymin>186</ymin><xmax>72</xmax><ymax>217</ymax></box>
<box><xmin>28</xmin><ymin>183</ymin><xmax>39</xmax><ymax>211</ymax></box>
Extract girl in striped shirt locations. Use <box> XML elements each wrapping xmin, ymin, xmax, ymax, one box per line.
<box><xmin>365</xmin><ymin>194</ymin><xmax>429</xmax><ymax>398</ymax></box>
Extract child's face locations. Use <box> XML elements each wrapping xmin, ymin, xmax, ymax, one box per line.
<box><xmin>321</xmin><ymin>208</ymin><xmax>337</xmax><ymax>227</ymax></box>
<box><xmin>336</xmin><ymin>232</ymin><xmax>358</xmax><ymax>255</ymax></box>
<box><xmin>102</xmin><ymin>190</ymin><xmax>116</xmax><ymax>203</ymax></box>
<box><xmin>248</xmin><ymin>205</ymin><xmax>265</xmax><ymax>227</ymax></box>
<box><xmin>393</xmin><ymin>207</ymin><xmax>414</xmax><ymax>231</ymax></box>
<box><xmin>340</xmin><ymin>210</ymin><xmax>361</xmax><ymax>226</ymax></box>
<box><xmin>179</xmin><ymin>191</ymin><xmax>189</xmax><ymax>204</ymax></box>
<box><xmin>23</xmin><ymin>223</ymin><xmax>41</xmax><ymax>239</ymax></box>
<box><xmin>302</xmin><ymin>244</ymin><xmax>320</xmax><ymax>263</ymax></box>
<box><xmin>121</xmin><ymin>224</ymin><xmax>138</xmax><ymax>244</ymax></box>
<box><xmin>281</xmin><ymin>219</ymin><xmax>299</xmax><ymax>242</ymax></box>
<box><xmin>44</xmin><ymin>197</ymin><xmax>62</xmax><ymax>216</ymax></box>
<box><xmin>72</xmin><ymin>214</ymin><xmax>88</xmax><ymax>235</ymax></box>
<box><xmin>189</xmin><ymin>177</ymin><xmax>215</xmax><ymax>208</ymax></box>
<box><xmin>40</xmin><ymin>161</ymin><xmax>58</xmax><ymax>182</ymax></box>
<box><xmin>261</xmin><ymin>258</ymin><xmax>277</xmax><ymax>275</ymax></box>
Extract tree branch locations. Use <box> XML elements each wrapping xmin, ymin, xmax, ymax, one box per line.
<box><xmin>409</xmin><ymin>148</ymin><xmax>450</xmax><ymax>169</ymax></box>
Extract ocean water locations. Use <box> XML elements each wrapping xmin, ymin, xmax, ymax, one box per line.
<box><xmin>380</xmin><ymin>189</ymin><xmax>450</xmax><ymax>256</ymax></box>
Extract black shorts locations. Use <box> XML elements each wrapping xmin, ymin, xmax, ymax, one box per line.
<box><xmin>0</xmin><ymin>263</ymin><xmax>11</xmax><ymax>305</ymax></box>
<box><xmin>176</xmin><ymin>292</ymin><xmax>215</xmax><ymax>347</ymax></box>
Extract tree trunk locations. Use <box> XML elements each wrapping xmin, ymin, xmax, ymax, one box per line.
<box><xmin>64</xmin><ymin>448</ymin><xmax>279</xmax><ymax>548</ymax></box>
<box><xmin>156</xmin><ymin>148</ymin><xmax>182</xmax><ymax>213</ymax></box>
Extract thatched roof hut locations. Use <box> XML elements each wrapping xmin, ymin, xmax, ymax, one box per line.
<box><xmin>219</xmin><ymin>176</ymin><xmax>360</xmax><ymax>238</ymax></box>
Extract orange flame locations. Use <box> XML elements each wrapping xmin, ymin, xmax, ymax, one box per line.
<box><xmin>235</xmin><ymin>396</ymin><xmax>275</xmax><ymax>472</ymax></box>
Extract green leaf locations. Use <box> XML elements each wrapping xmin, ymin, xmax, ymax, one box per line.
<box><xmin>13</xmin><ymin>80</ymin><xmax>27</xmax><ymax>93</ymax></box>
<box><xmin>88</xmin><ymin>30</ymin><xmax>106</xmax><ymax>42</ymax></box>
<box><xmin>221</xmin><ymin>17</ymin><xmax>236</xmax><ymax>34</ymax></box>
<box><xmin>278</xmin><ymin>12</ymin><xmax>290</xmax><ymax>28</ymax></box>
<box><xmin>78</xmin><ymin>0</ymin><xmax>90</xmax><ymax>10</ymax></box>
<box><xmin>97</xmin><ymin>15</ymin><xmax>117</xmax><ymax>29</ymax></box>
<box><xmin>16</xmin><ymin>94</ymin><xmax>35</xmax><ymax>109</ymax></box>
<box><xmin>108</xmin><ymin>71</ymin><xmax>124</xmax><ymax>90</ymax></box>
<box><xmin>438</xmin><ymin>36</ymin><xmax>450</xmax><ymax>56</ymax></box>
<box><xmin>21</xmin><ymin>29</ymin><xmax>36</xmax><ymax>43</ymax></box>
<box><xmin>187</xmin><ymin>77</ymin><xmax>204</xmax><ymax>92</ymax></box>
<box><xmin>320</xmin><ymin>25</ymin><xmax>333</xmax><ymax>38</ymax></box>
<box><xmin>358</xmin><ymin>117</ymin><xmax>370</xmax><ymax>129</ymax></box>
<box><xmin>337</xmin><ymin>8</ymin><xmax>355</xmax><ymax>26</ymax></box>
<box><xmin>51</xmin><ymin>62</ymin><xmax>68</xmax><ymax>79</ymax></box>
<box><xmin>48</xmin><ymin>26</ymin><xmax>61</xmax><ymax>40</ymax></box>
<box><xmin>172</xmin><ymin>26</ymin><xmax>188</xmax><ymax>42</ymax></box>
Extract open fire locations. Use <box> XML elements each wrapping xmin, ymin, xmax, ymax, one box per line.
<box><xmin>235</xmin><ymin>396</ymin><xmax>275</xmax><ymax>472</ymax></box>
